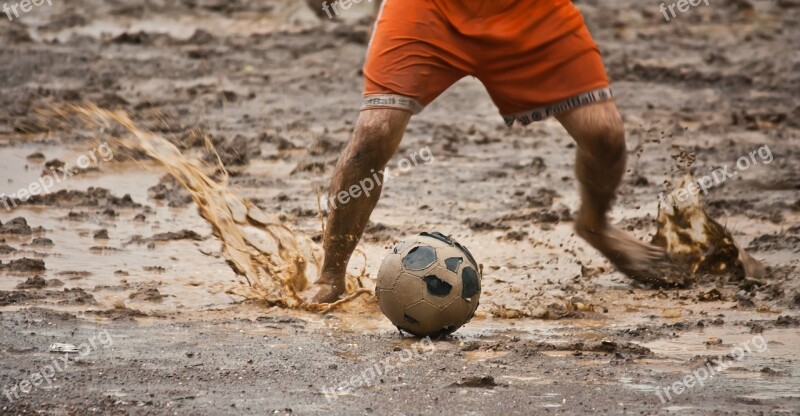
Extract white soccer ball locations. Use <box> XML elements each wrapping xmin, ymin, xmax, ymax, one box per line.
<box><xmin>376</xmin><ymin>232</ymin><xmax>481</xmax><ymax>337</ymax></box>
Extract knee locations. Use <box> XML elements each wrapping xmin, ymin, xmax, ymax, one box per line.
<box><xmin>582</xmin><ymin>110</ymin><xmax>626</xmax><ymax>162</ymax></box>
<box><xmin>601</xmin><ymin>118</ymin><xmax>626</xmax><ymax>160</ymax></box>
<box><xmin>354</xmin><ymin>113</ymin><xmax>394</xmax><ymax>149</ymax></box>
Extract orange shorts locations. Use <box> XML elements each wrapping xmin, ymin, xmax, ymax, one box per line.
<box><xmin>362</xmin><ymin>0</ymin><xmax>612</xmax><ymax>126</ymax></box>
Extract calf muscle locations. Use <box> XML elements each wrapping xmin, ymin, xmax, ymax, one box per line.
<box><xmin>312</xmin><ymin>109</ymin><xmax>410</xmax><ymax>301</ymax></box>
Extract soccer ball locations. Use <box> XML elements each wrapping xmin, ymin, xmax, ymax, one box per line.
<box><xmin>376</xmin><ymin>232</ymin><xmax>481</xmax><ymax>337</ymax></box>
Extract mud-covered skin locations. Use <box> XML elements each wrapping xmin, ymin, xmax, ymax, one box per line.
<box><xmin>0</xmin><ymin>0</ymin><xmax>799</xmax><ymax>414</ymax></box>
<box><xmin>578</xmin><ymin>225</ymin><xmax>692</xmax><ymax>288</ymax></box>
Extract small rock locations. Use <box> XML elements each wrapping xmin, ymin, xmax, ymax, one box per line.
<box><xmin>128</xmin><ymin>288</ymin><xmax>165</xmax><ymax>302</ymax></box>
<box><xmin>16</xmin><ymin>276</ymin><xmax>47</xmax><ymax>289</ymax></box>
<box><xmin>0</xmin><ymin>257</ymin><xmax>46</xmax><ymax>272</ymax></box>
<box><xmin>29</xmin><ymin>237</ymin><xmax>54</xmax><ymax>247</ymax></box>
<box><xmin>450</xmin><ymin>376</ymin><xmax>500</xmax><ymax>389</ymax></box>
<box><xmin>698</xmin><ymin>288</ymin><xmax>724</xmax><ymax>302</ymax></box>
<box><xmin>0</xmin><ymin>244</ymin><xmax>17</xmax><ymax>254</ymax></box>
<box><xmin>0</xmin><ymin>217</ymin><xmax>32</xmax><ymax>235</ymax></box>
<box><xmin>736</xmin><ymin>292</ymin><xmax>756</xmax><ymax>308</ymax></box>
<box><xmin>26</xmin><ymin>152</ymin><xmax>46</xmax><ymax>161</ymax></box>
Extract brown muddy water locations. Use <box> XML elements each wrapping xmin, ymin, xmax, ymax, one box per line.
<box><xmin>1</xmin><ymin>0</ymin><xmax>799</xmax><ymax>414</ymax></box>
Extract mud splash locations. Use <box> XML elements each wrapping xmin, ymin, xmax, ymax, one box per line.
<box><xmin>653</xmin><ymin>175</ymin><xmax>765</xmax><ymax>281</ymax></box>
<box><xmin>31</xmin><ymin>103</ymin><xmax>767</xmax><ymax>313</ymax></box>
<box><xmin>66</xmin><ymin>104</ymin><xmax>370</xmax><ymax>311</ymax></box>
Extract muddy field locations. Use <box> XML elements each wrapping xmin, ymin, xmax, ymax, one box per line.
<box><xmin>1</xmin><ymin>0</ymin><xmax>799</xmax><ymax>414</ymax></box>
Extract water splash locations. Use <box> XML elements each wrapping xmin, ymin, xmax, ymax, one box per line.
<box><xmin>68</xmin><ymin>103</ymin><xmax>371</xmax><ymax>311</ymax></box>
<box><xmin>653</xmin><ymin>175</ymin><xmax>765</xmax><ymax>279</ymax></box>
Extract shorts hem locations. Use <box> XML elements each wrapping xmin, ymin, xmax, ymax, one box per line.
<box><xmin>361</xmin><ymin>94</ymin><xmax>424</xmax><ymax>115</ymax></box>
<box><xmin>502</xmin><ymin>87</ymin><xmax>614</xmax><ymax>126</ymax></box>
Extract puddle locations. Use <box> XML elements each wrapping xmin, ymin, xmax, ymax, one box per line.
<box><xmin>33</xmin><ymin>3</ymin><xmax>322</xmax><ymax>43</ymax></box>
<box><xmin>662</xmin><ymin>406</ymin><xmax>699</xmax><ymax>413</ymax></box>
<box><xmin>535</xmin><ymin>392</ymin><xmax>563</xmax><ymax>408</ymax></box>
<box><xmin>26</xmin><ymin>0</ymin><xmax>376</xmax><ymax>44</ymax></box>
<box><xmin>464</xmin><ymin>350</ymin><xmax>510</xmax><ymax>362</ymax></box>
<box><xmin>637</xmin><ymin>327</ymin><xmax>800</xmax><ymax>402</ymax></box>
<box><xmin>618</xmin><ymin>376</ymin><xmax>656</xmax><ymax>393</ymax></box>
<box><xmin>0</xmin><ymin>144</ymin><xmax>237</xmax><ymax>312</ymax></box>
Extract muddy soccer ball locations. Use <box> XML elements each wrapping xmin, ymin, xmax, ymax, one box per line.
<box><xmin>376</xmin><ymin>232</ymin><xmax>481</xmax><ymax>337</ymax></box>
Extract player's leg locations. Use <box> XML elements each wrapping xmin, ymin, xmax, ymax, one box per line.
<box><xmin>478</xmin><ymin>2</ymin><xmax>688</xmax><ymax>286</ymax></box>
<box><xmin>306</xmin><ymin>0</ymin><xmax>470</xmax><ymax>302</ymax></box>
<box><xmin>307</xmin><ymin>108</ymin><xmax>410</xmax><ymax>303</ymax></box>
<box><xmin>556</xmin><ymin>102</ymin><xmax>686</xmax><ymax>286</ymax></box>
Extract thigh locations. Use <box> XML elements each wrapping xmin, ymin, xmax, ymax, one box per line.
<box><xmin>362</xmin><ymin>0</ymin><xmax>472</xmax><ymax>114</ymax></box>
<box><xmin>478</xmin><ymin>5</ymin><xmax>612</xmax><ymax>126</ymax></box>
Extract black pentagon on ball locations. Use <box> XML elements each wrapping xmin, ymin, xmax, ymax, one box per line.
<box><xmin>419</xmin><ymin>231</ymin><xmax>478</xmax><ymax>270</ymax></box>
<box><xmin>461</xmin><ymin>267</ymin><xmax>480</xmax><ymax>299</ymax></box>
<box><xmin>402</xmin><ymin>245</ymin><xmax>437</xmax><ymax>271</ymax></box>
<box><xmin>444</xmin><ymin>257</ymin><xmax>462</xmax><ymax>273</ymax></box>
<box><xmin>422</xmin><ymin>275</ymin><xmax>452</xmax><ymax>297</ymax></box>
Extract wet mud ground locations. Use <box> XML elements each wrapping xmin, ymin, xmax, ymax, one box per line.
<box><xmin>1</xmin><ymin>0</ymin><xmax>799</xmax><ymax>414</ymax></box>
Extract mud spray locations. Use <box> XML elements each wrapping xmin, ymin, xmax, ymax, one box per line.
<box><xmin>652</xmin><ymin>147</ymin><xmax>765</xmax><ymax>282</ymax></box>
<box><xmin>50</xmin><ymin>104</ymin><xmax>763</xmax><ymax>312</ymax></box>
<box><xmin>64</xmin><ymin>104</ymin><xmax>371</xmax><ymax>312</ymax></box>
<box><xmin>653</xmin><ymin>174</ymin><xmax>765</xmax><ymax>280</ymax></box>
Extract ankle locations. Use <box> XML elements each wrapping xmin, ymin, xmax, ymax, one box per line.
<box><xmin>317</xmin><ymin>269</ymin><xmax>346</xmax><ymax>287</ymax></box>
<box><xmin>575</xmin><ymin>211</ymin><xmax>607</xmax><ymax>234</ymax></box>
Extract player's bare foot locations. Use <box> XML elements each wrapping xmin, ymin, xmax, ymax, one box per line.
<box><xmin>576</xmin><ymin>223</ymin><xmax>691</xmax><ymax>288</ymax></box>
<box><xmin>303</xmin><ymin>275</ymin><xmax>346</xmax><ymax>304</ymax></box>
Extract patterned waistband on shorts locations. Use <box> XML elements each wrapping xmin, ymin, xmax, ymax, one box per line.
<box><xmin>361</xmin><ymin>94</ymin><xmax>424</xmax><ymax>114</ymax></box>
<box><xmin>502</xmin><ymin>87</ymin><xmax>614</xmax><ymax>126</ymax></box>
